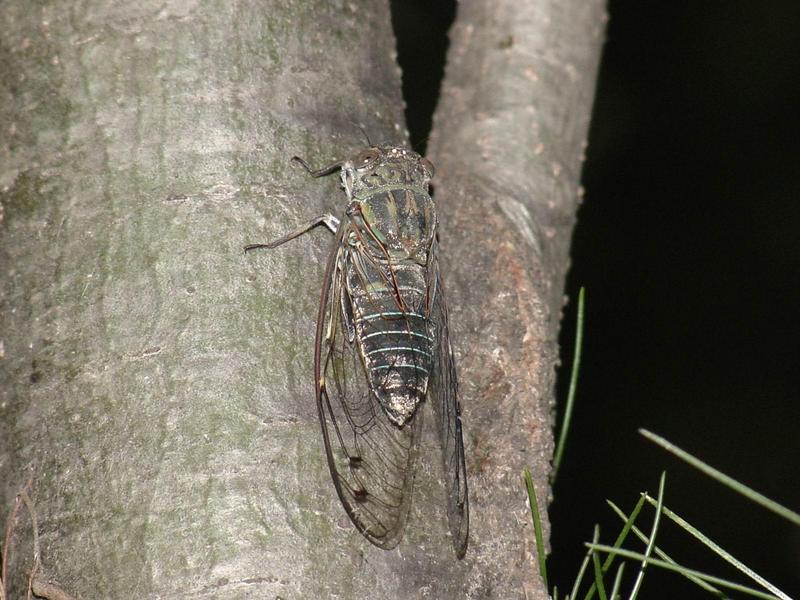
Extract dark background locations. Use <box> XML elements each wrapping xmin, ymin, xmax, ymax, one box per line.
<box><xmin>392</xmin><ymin>1</ymin><xmax>800</xmax><ymax>598</ymax></box>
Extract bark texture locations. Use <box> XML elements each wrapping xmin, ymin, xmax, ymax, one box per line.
<box><xmin>428</xmin><ymin>1</ymin><xmax>606</xmax><ymax>598</ymax></box>
<box><xmin>0</xmin><ymin>1</ymin><xmax>604</xmax><ymax>598</ymax></box>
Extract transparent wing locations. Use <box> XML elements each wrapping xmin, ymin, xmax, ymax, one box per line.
<box><xmin>428</xmin><ymin>255</ymin><xmax>469</xmax><ymax>557</ymax></box>
<box><xmin>314</xmin><ymin>228</ymin><xmax>421</xmax><ymax>549</ymax></box>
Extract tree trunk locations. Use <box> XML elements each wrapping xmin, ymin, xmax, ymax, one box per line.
<box><xmin>0</xmin><ymin>1</ymin><xmax>603</xmax><ymax>599</ymax></box>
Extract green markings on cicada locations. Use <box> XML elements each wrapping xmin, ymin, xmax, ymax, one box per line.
<box><xmin>364</xmin><ymin>281</ymin><xmax>390</xmax><ymax>295</ymax></box>
<box><xmin>357</xmin><ymin>187</ymin><xmax>435</xmax><ymax>265</ymax></box>
<box><xmin>361</xmin><ymin>330</ymin><xmax>433</xmax><ymax>342</ymax></box>
<box><xmin>365</xmin><ymin>346</ymin><xmax>433</xmax><ymax>359</ymax></box>
<box><xmin>356</xmin><ymin>310</ymin><xmax>426</xmax><ymax>322</ymax></box>
<box><xmin>359</xmin><ymin>200</ymin><xmax>390</xmax><ymax>247</ymax></box>
<box><xmin>372</xmin><ymin>364</ymin><xmax>430</xmax><ymax>375</ymax></box>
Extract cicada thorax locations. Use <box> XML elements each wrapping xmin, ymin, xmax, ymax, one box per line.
<box><xmin>343</xmin><ymin>185</ymin><xmax>438</xmax><ymax>427</ymax></box>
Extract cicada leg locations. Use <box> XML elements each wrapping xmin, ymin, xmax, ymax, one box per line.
<box><xmin>244</xmin><ymin>214</ymin><xmax>340</xmax><ymax>253</ymax></box>
<box><xmin>244</xmin><ymin>152</ymin><xmax>348</xmax><ymax>253</ymax></box>
<box><xmin>291</xmin><ymin>156</ymin><xmax>344</xmax><ymax>178</ymax></box>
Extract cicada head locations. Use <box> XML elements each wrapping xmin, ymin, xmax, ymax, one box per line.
<box><xmin>340</xmin><ymin>145</ymin><xmax>435</xmax><ymax>200</ymax></box>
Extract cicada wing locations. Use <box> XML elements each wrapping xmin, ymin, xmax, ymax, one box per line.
<box><xmin>315</xmin><ymin>231</ymin><xmax>421</xmax><ymax>549</ymax></box>
<box><xmin>428</xmin><ymin>259</ymin><xmax>469</xmax><ymax>557</ymax></box>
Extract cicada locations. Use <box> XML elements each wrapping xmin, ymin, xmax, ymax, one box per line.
<box><xmin>246</xmin><ymin>144</ymin><xmax>468</xmax><ymax>557</ymax></box>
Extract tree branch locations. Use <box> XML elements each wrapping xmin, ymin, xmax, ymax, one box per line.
<box><xmin>428</xmin><ymin>1</ymin><xmax>606</xmax><ymax>598</ymax></box>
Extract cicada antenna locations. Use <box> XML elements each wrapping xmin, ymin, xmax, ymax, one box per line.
<box><xmin>358</xmin><ymin>124</ymin><xmax>373</xmax><ymax>147</ymax></box>
<box><xmin>346</xmin><ymin>120</ymin><xmax>373</xmax><ymax>147</ymax></box>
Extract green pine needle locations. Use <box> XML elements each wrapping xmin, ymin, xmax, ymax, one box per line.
<box><xmin>606</xmin><ymin>499</ymin><xmax>727</xmax><ymax>597</ymax></box>
<box><xmin>552</xmin><ymin>287</ymin><xmax>586</xmax><ymax>482</ymax></box>
<box><xmin>590</xmin><ymin>526</ymin><xmax>608</xmax><ymax>600</ymax></box>
<box><xmin>628</xmin><ymin>472</ymin><xmax>666</xmax><ymax>599</ymax></box>
<box><xmin>585</xmin><ymin>544</ymin><xmax>784</xmax><ymax>600</ymax></box>
<box><xmin>640</xmin><ymin>429</ymin><xmax>800</xmax><ymax>526</ymax></box>
<box><xmin>524</xmin><ymin>467</ymin><xmax>549</xmax><ymax>590</ymax></box>
<box><xmin>639</xmin><ymin>495</ymin><xmax>791</xmax><ymax>600</ymax></box>
<box><xmin>582</xmin><ymin>494</ymin><xmax>646</xmax><ymax>600</ymax></box>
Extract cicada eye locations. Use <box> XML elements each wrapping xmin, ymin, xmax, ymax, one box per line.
<box><xmin>354</xmin><ymin>148</ymin><xmax>380</xmax><ymax>168</ymax></box>
<box><xmin>420</xmin><ymin>157</ymin><xmax>435</xmax><ymax>178</ymax></box>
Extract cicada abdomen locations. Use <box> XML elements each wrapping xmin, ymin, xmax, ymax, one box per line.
<box><xmin>245</xmin><ymin>144</ymin><xmax>469</xmax><ymax>557</ymax></box>
<box><xmin>344</xmin><ymin>182</ymin><xmax>437</xmax><ymax>426</ymax></box>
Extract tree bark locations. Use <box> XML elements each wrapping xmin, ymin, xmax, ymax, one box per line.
<box><xmin>0</xmin><ymin>1</ymin><xmax>603</xmax><ymax>599</ymax></box>
<box><xmin>427</xmin><ymin>1</ymin><xmax>605</xmax><ymax>598</ymax></box>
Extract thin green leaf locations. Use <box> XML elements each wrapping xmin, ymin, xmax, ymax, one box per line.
<box><xmin>590</xmin><ymin>525</ymin><xmax>608</xmax><ymax>600</ymax></box>
<box><xmin>609</xmin><ymin>563</ymin><xmax>626</xmax><ymax>600</ymax></box>
<box><xmin>639</xmin><ymin>429</ymin><xmax>800</xmax><ymax>526</ymax></box>
<box><xmin>586</xmin><ymin>544</ymin><xmax>783</xmax><ymax>600</ymax></box>
<box><xmin>571</xmin><ymin>538</ymin><xmax>595</xmax><ymax>600</ymax></box>
<box><xmin>552</xmin><ymin>287</ymin><xmax>585</xmax><ymax>482</ymax></box>
<box><xmin>583</xmin><ymin>494</ymin><xmax>646</xmax><ymax>600</ymax></box>
<box><xmin>524</xmin><ymin>468</ymin><xmax>549</xmax><ymax>590</ymax></box>
<box><xmin>607</xmin><ymin>500</ymin><xmax>727</xmax><ymax>597</ymax></box>
<box><xmin>640</xmin><ymin>494</ymin><xmax>791</xmax><ymax>600</ymax></box>
<box><xmin>628</xmin><ymin>472</ymin><xmax>666</xmax><ymax>599</ymax></box>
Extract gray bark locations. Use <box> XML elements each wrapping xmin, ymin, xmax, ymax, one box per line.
<box><xmin>427</xmin><ymin>2</ymin><xmax>605</xmax><ymax>598</ymax></box>
<box><xmin>0</xmin><ymin>1</ymin><xmax>603</xmax><ymax>599</ymax></box>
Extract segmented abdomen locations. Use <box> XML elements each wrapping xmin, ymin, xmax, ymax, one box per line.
<box><xmin>346</xmin><ymin>259</ymin><xmax>435</xmax><ymax>427</ymax></box>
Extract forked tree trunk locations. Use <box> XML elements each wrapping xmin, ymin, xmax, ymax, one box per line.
<box><xmin>0</xmin><ymin>1</ymin><xmax>603</xmax><ymax>598</ymax></box>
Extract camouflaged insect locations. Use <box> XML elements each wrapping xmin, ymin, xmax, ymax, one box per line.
<box><xmin>245</xmin><ymin>144</ymin><xmax>469</xmax><ymax>557</ymax></box>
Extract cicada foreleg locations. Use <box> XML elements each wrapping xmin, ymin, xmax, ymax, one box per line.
<box><xmin>244</xmin><ymin>152</ymin><xmax>349</xmax><ymax>253</ymax></box>
<box><xmin>244</xmin><ymin>214</ymin><xmax>340</xmax><ymax>253</ymax></box>
<box><xmin>291</xmin><ymin>155</ymin><xmax>344</xmax><ymax>178</ymax></box>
